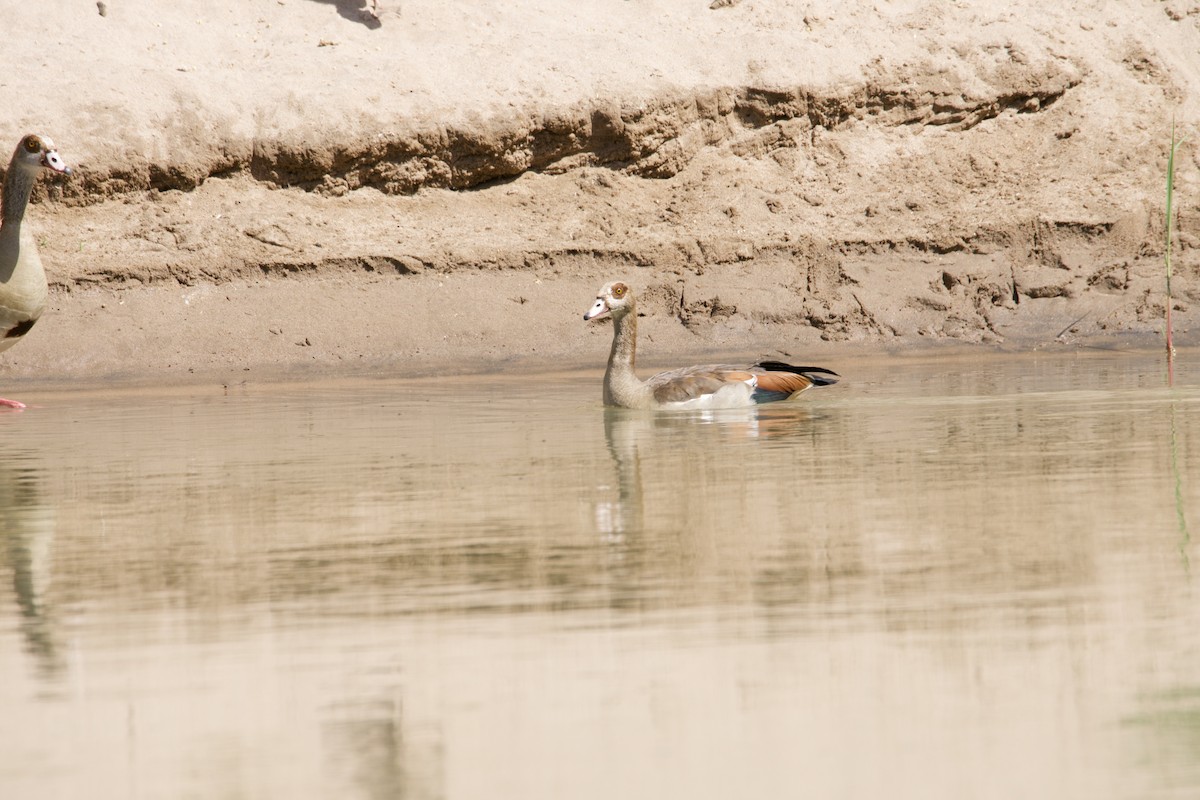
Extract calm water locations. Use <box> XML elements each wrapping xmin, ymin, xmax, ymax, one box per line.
<box><xmin>2</xmin><ymin>349</ymin><xmax>1199</xmax><ymax>800</ymax></box>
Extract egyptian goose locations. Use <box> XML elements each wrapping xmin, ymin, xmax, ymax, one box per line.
<box><xmin>584</xmin><ymin>281</ymin><xmax>839</xmax><ymax>409</ymax></box>
<box><xmin>0</xmin><ymin>134</ymin><xmax>71</xmax><ymax>409</ymax></box>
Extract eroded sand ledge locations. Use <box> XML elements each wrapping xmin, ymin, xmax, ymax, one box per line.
<box><xmin>2</xmin><ymin>0</ymin><xmax>1199</xmax><ymax>386</ymax></box>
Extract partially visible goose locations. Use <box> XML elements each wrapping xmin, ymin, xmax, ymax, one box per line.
<box><xmin>584</xmin><ymin>281</ymin><xmax>839</xmax><ymax>410</ymax></box>
<box><xmin>0</xmin><ymin>134</ymin><xmax>72</xmax><ymax>409</ymax></box>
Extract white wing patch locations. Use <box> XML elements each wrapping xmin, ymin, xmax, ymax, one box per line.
<box><xmin>659</xmin><ymin>377</ymin><xmax>757</xmax><ymax>410</ymax></box>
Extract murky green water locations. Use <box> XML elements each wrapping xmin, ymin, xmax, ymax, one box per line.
<box><xmin>2</xmin><ymin>349</ymin><xmax>1199</xmax><ymax>799</ymax></box>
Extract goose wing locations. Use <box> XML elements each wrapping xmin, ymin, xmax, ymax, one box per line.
<box><xmin>647</xmin><ymin>364</ymin><xmax>756</xmax><ymax>404</ymax></box>
<box><xmin>647</xmin><ymin>361</ymin><xmax>840</xmax><ymax>405</ymax></box>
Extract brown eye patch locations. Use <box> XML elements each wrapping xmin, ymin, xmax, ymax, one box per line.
<box><xmin>22</xmin><ymin>135</ymin><xmax>41</xmax><ymax>153</ymax></box>
<box><xmin>612</xmin><ymin>283</ymin><xmax>627</xmax><ymax>298</ymax></box>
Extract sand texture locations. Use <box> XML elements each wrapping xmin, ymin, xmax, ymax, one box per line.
<box><xmin>2</xmin><ymin>0</ymin><xmax>1199</xmax><ymax>385</ymax></box>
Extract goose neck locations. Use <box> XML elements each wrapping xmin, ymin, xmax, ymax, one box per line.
<box><xmin>608</xmin><ymin>309</ymin><xmax>637</xmax><ymax>373</ymax></box>
<box><xmin>602</xmin><ymin>308</ymin><xmax>652</xmax><ymax>407</ymax></box>
<box><xmin>1</xmin><ymin>165</ymin><xmax>36</xmax><ymax>234</ymax></box>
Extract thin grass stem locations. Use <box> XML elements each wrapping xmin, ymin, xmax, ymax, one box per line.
<box><xmin>1165</xmin><ymin>121</ymin><xmax>1186</xmax><ymax>384</ymax></box>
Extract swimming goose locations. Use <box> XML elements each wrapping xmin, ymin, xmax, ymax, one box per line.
<box><xmin>0</xmin><ymin>134</ymin><xmax>71</xmax><ymax>409</ymax></box>
<box><xmin>584</xmin><ymin>281</ymin><xmax>839</xmax><ymax>409</ymax></box>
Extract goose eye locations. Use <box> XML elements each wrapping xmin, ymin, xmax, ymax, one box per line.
<box><xmin>612</xmin><ymin>284</ymin><xmax>626</xmax><ymax>298</ymax></box>
<box><xmin>23</xmin><ymin>136</ymin><xmax>41</xmax><ymax>153</ymax></box>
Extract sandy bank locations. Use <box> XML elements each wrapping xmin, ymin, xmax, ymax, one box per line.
<box><xmin>2</xmin><ymin>0</ymin><xmax>1199</xmax><ymax>388</ymax></box>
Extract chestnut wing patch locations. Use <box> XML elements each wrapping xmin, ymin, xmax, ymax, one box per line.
<box><xmin>753</xmin><ymin>370</ymin><xmax>814</xmax><ymax>395</ymax></box>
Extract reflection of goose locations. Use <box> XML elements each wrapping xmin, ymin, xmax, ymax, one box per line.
<box><xmin>1</xmin><ymin>134</ymin><xmax>72</xmax><ymax>409</ymax></box>
<box><xmin>320</xmin><ymin>699</ymin><xmax>414</xmax><ymax>798</ymax></box>
<box><xmin>596</xmin><ymin>410</ymin><xmax>649</xmax><ymax>540</ymax></box>
<box><xmin>0</xmin><ymin>460</ymin><xmax>61</xmax><ymax>677</ymax></box>
<box><xmin>596</xmin><ymin>402</ymin><xmax>831</xmax><ymax>540</ymax></box>
<box><xmin>584</xmin><ymin>282</ymin><xmax>839</xmax><ymax>410</ymax></box>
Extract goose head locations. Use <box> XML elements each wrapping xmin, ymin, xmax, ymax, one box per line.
<box><xmin>584</xmin><ymin>281</ymin><xmax>635</xmax><ymax>321</ymax></box>
<box><xmin>11</xmin><ymin>134</ymin><xmax>71</xmax><ymax>176</ymax></box>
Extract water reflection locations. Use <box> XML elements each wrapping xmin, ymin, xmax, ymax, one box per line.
<box><xmin>322</xmin><ymin>698</ymin><xmax>416</xmax><ymax>800</ymax></box>
<box><xmin>0</xmin><ymin>353</ymin><xmax>1198</xmax><ymax>799</ymax></box>
<box><xmin>596</xmin><ymin>409</ymin><xmax>644</xmax><ymax>541</ymax></box>
<box><xmin>1170</xmin><ymin>401</ymin><xmax>1192</xmax><ymax>568</ymax></box>
<box><xmin>1126</xmin><ymin>686</ymin><xmax>1200</xmax><ymax>796</ymax></box>
<box><xmin>0</xmin><ymin>456</ymin><xmax>61</xmax><ymax>680</ymax></box>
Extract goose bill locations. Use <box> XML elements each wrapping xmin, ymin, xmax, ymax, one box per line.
<box><xmin>583</xmin><ymin>298</ymin><xmax>609</xmax><ymax>321</ymax></box>
<box><xmin>42</xmin><ymin>149</ymin><xmax>71</xmax><ymax>175</ymax></box>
